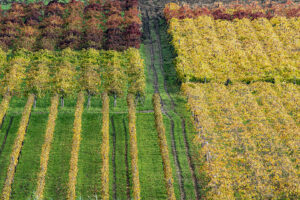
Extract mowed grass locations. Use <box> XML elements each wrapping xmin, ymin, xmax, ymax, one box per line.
<box><xmin>10</xmin><ymin>112</ymin><xmax>49</xmax><ymax>199</ymax></box>
<box><xmin>76</xmin><ymin>112</ymin><xmax>102</xmax><ymax>199</ymax></box>
<box><xmin>109</xmin><ymin>114</ymin><xmax>128</xmax><ymax>200</ymax></box>
<box><xmin>0</xmin><ymin>114</ymin><xmax>21</xmax><ymax>195</ymax></box>
<box><xmin>136</xmin><ymin>113</ymin><xmax>167</xmax><ymax>199</ymax></box>
<box><xmin>43</xmin><ymin>110</ymin><xmax>74</xmax><ymax>200</ymax></box>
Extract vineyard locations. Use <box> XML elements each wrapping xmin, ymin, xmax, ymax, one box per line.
<box><xmin>0</xmin><ymin>0</ymin><xmax>299</xmax><ymax>200</ymax></box>
<box><xmin>165</xmin><ymin>1</ymin><xmax>300</xmax><ymax>199</ymax></box>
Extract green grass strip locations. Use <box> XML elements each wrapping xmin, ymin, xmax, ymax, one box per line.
<box><xmin>76</xmin><ymin>112</ymin><xmax>102</xmax><ymax>199</ymax></box>
<box><xmin>109</xmin><ymin>114</ymin><xmax>128</xmax><ymax>200</ymax></box>
<box><xmin>1</xmin><ymin>94</ymin><xmax>34</xmax><ymax>200</ymax></box>
<box><xmin>43</xmin><ymin>108</ymin><xmax>75</xmax><ymax>200</ymax></box>
<box><xmin>136</xmin><ymin>112</ymin><xmax>167</xmax><ymax>199</ymax></box>
<box><xmin>10</xmin><ymin>113</ymin><xmax>48</xmax><ymax>199</ymax></box>
<box><xmin>0</xmin><ymin>114</ymin><xmax>21</xmax><ymax>195</ymax></box>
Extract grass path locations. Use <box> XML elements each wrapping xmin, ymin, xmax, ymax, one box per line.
<box><xmin>1</xmin><ymin>94</ymin><xmax>35</xmax><ymax>200</ymax></box>
<box><xmin>76</xmin><ymin>112</ymin><xmax>102</xmax><ymax>199</ymax></box>
<box><xmin>136</xmin><ymin>113</ymin><xmax>167</xmax><ymax>199</ymax></box>
<box><xmin>109</xmin><ymin>114</ymin><xmax>128</xmax><ymax>200</ymax></box>
<box><xmin>0</xmin><ymin>114</ymin><xmax>21</xmax><ymax>195</ymax></box>
<box><xmin>10</xmin><ymin>113</ymin><xmax>48</xmax><ymax>199</ymax></box>
<box><xmin>43</xmin><ymin>110</ymin><xmax>74</xmax><ymax>200</ymax></box>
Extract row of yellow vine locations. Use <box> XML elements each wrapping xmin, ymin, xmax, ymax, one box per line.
<box><xmin>67</xmin><ymin>91</ymin><xmax>85</xmax><ymax>200</ymax></box>
<box><xmin>127</xmin><ymin>94</ymin><xmax>141</xmax><ymax>199</ymax></box>
<box><xmin>1</xmin><ymin>94</ymin><xmax>35</xmax><ymax>200</ymax></box>
<box><xmin>152</xmin><ymin>93</ymin><xmax>176</xmax><ymax>200</ymax></box>
<box><xmin>100</xmin><ymin>92</ymin><xmax>110</xmax><ymax>200</ymax></box>
<box><xmin>35</xmin><ymin>94</ymin><xmax>59</xmax><ymax>199</ymax></box>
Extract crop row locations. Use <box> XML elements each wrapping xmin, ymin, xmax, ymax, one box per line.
<box><xmin>67</xmin><ymin>91</ymin><xmax>85</xmax><ymax>200</ymax></box>
<box><xmin>0</xmin><ymin>93</ymin><xmax>11</xmax><ymax>128</ymax></box>
<box><xmin>168</xmin><ymin>15</ymin><xmax>299</xmax><ymax>83</ymax></box>
<box><xmin>100</xmin><ymin>92</ymin><xmax>109</xmax><ymax>200</ymax></box>
<box><xmin>152</xmin><ymin>93</ymin><xmax>176</xmax><ymax>200</ymax></box>
<box><xmin>127</xmin><ymin>94</ymin><xmax>140</xmax><ymax>199</ymax></box>
<box><xmin>0</xmin><ymin>0</ymin><xmax>140</xmax><ymax>51</ymax></box>
<box><xmin>1</xmin><ymin>94</ymin><xmax>34</xmax><ymax>200</ymax></box>
<box><xmin>164</xmin><ymin>1</ymin><xmax>300</xmax><ymax>22</ymax></box>
<box><xmin>182</xmin><ymin>82</ymin><xmax>299</xmax><ymax>199</ymax></box>
<box><xmin>35</xmin><ymin>94</ymin><xmax>59</xmax><ymax>200</ymax></box>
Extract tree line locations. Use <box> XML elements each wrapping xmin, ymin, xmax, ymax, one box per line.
<box><xmin>0</xmin><ymin>47</ymin><xmax>145</xmax><ymax>107</ymax></box>
<box><xmin>0</xmin><ymin>0</ymin><xmax>141</xmax><ymax>51</ymax></box>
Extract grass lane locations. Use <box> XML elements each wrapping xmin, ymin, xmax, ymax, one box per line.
<box><xmin>11</xmin><ymin>113</ymin><xmax>48</xmax><ymax>199</ymax></box>
<box><xmin>0</xmin><ymin>114</ymin><xmax>21</xmax><ymax>195</ymax></box>
<box><xmin>43</xmin><ymin>110</ymin><xmax>74</xmax><ymax>200</ymax></box>
<box><xmin>76</xmin><ymin>112</ymin><xmax>102</xmax><ymax>199</ymax></box>
<box><xmin>109</xmin><ymin>114</ymin><xmax>128</xmax><ymax>200</ymax></box>
<box><xmin>136</xmin><ymin>113</ymin><xmax>167</xmax><ymax>199</ymax></box>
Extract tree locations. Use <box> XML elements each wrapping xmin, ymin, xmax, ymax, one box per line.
<box><xmin>123</xmin><ymin>7</ymin><xmax>141</xmax><ymax>49</ymax></box>
<box><xmin>0</xmin><ymin>51</ymin><xmax>29</xmax><ymax>96</ymax></box>
<box><xmin>83</xmin><ymin>0</ymin><xmax>104</xmax><ymax>49</ymax></box>
<box><xmin>26</xmin><ymin>50</ymin><xmax>52</xmax><ymax>108</ymax></box>
<box><xmin>60</xmin><ymin>0</ymin><xmax>84</xmax><ymax>50</ymax></box>
<box><xmin>101</xmin><ymin>50</ymin><xmax>126</xmax><ymax>107</ymax></box>
<box><xmin>0</xmin><ymin>3</ymin><xmax>25</xmax><ymax>50</ymax></box>
<box><xmin>105</xmin><ymin>13</ymin><xmax>125</xmax><ymax>51</ymax></box>
<box><xmin>14</xmin><ymin>2</ymin><xmax>43</xmax><ymax>50</ymax></box>
<box><xmin>38</xmin><ymin>0</ymin><xmax>64</xmax><ymax>50</ymax></box>
<box><xmin>126</xmin><ymin>48</ymin><xmax>145</xmax><ymax>98</ymax></box>
<box><xmin>125</xmin><ymin>0</ymin><xmax>138</xmax><ymax>10</ymax></box>
<box><xmin>79</xmin><ymin>48</ymin><xmax>101</xmax><ymax>108</ymax></box>
<box><xmin>52</xmin><ymin>53</ymin><xmax>78</xmax><ymax>107</ymax></box>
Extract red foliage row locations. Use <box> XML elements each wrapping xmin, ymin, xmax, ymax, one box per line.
<box><xmin>164</xmin><ymin>0</ymin><xmax>300</xmax><ymax>22</ymax></box>
<box><xmin>0</xmin><ymin>0</ymin><xmax>141</xmax><ymax>51</ymax></box>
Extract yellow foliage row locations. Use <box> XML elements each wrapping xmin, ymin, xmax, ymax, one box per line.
<box><xmin>273</xmin><ymin>83</ymin><xmax>300</xmax><ymax>124</ymax></box>
<box><xmin>0</xmin><ymin>94</ymin><xmax>11</xmax><ymax>127</ymax></box>
<box><xmin>127</xmin><ymin>94</ymin><xmax>141</xmax><ymax>200</ymax></box>
<box><xmin>35</xmin><ymin>94</ymin><xmax>59</xmax><ymax>200</ymax></box>
<box><xmin>100</xmin><ymin>92</ymin><xmax>110</xmax><ymax>200</ymax></box>
<box><xmin>1</xmin><ymin>94</ymin><xmax>35</xmax><ymax>200</ymax></box>
<box><xmin>126</xmin><ymin>48</ymin><xmax>146</xmax><ymax>96</ymax></box>
<box><xmin>168</xmin><ymin>16</ymin><xmax>300</xmax><ymax>83</ymax></box>
<box><xmin>0</xmin><ymin>57</ymin><xmax>29</xmax><ymax>95</ymax></box>
<box><xmin>67</xmin><ymin>91</ymin><xmax>85</xmax><ymax>200</ymax></box>
<box><xmin>182</xmin><ymin>82</ymin><xmax>299</xmax><ymax>199</ymax></box>
<box><xmin>152</xmin><ymin>93</ymin><xmax>176</xmax><ymax>200</ymax></box>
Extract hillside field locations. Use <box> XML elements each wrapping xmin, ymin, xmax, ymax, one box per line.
<box><xmin>0</xmin><ymin>0</ymin><xmax>299</xmax><ymax>200</ymax></box>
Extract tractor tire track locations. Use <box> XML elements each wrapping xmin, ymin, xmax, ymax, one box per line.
<box><xmin>144</xmin><ymin>9</ymin><xmax>186</xmax><ymax>200</ymax></box>
<box><xmin>0</xmin><ymin>117</ymin><xmax>14</xmax><ymax>157</ymax></box>
<box><xmin>153</xmin><ymin>18</ymin><xmax>200</xmax><ymax>200</ymax></box>
<box><xmin>123</xmin><ymin>118</ymin><xmax>131</xmax><ymax>200</ymax></box>
<box><xmin>144</xmin><ymin>10</ymin><xmax>159</xmax><ymax>94</ymax></box>
<box><xmin>110</xmin><ymin>116</ymin><xmax>117</xmax><ymax>200</ymax></box>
